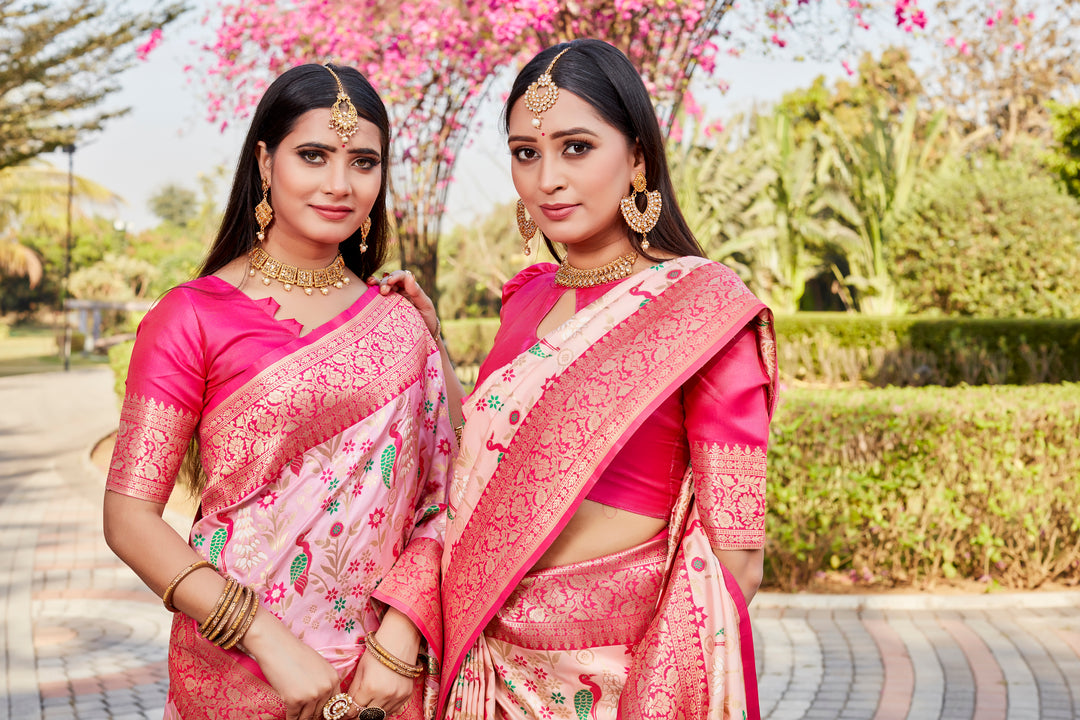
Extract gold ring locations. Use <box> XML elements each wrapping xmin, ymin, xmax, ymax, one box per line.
<box><xmin>357</xmin><ymin>707</ymin><xmax>386</xmax><ymax>720</ymax></box>
<box><xmin>322</xmin><ymin>693</ymin><xmax>355</xmax><ymax>720</ymax></box>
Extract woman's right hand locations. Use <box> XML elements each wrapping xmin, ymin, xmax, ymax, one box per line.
<box><xmin>243</xmin><ymin>607</ymin><xmax>342</xmax><ymax>720</ymax></box>
<box><xmin>370</xmin><ymin>269</ymin><xmax>439</xmax><ymax>338</ymax></box>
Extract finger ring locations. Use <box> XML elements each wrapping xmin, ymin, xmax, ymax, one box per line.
<box><xmin>322</xmin><ymin>693</ymin><xmax>356</xmax><ymax>720</ymax></box>
<box><xmin>357</xmin><ymin>706</ymin><xmax>387</xmax><ymax>720</ymax></box>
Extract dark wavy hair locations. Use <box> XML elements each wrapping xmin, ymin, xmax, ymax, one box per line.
<box><xmin>198</xmin><ymin>63</ymin><xmax>391</xmax><ymax>281</ymax></box>
<box><xmin>504</xmin><ymin>39</ymin><xmax>703</xmax><ymax>261</ymax></box>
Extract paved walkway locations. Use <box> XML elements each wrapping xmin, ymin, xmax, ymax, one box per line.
<box><xmin>1</xmin><ymin>368</ymin><xmax>1079</xmax><ymax>720</ymax></box>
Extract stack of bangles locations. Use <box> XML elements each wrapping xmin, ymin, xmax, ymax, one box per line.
<box><xmin>365</xmin><ymin>632</ymin><xmax>424</xmax><ymax>678</ymax></box>
<box><xmin>161</xmin><ymin>560</ymin><xmax>258</xmax><ymax>651</ymax></box>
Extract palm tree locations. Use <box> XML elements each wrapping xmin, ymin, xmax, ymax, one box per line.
<box><xmin>0</xmin><ymin>160</ymin><xmax>119</xmax><ymax>286</ymax></box>
<box><xmin>746</xmin><ymin>110</ymin><xmax>861</xmax><ymax>312</ymax></box>
<box><xmin>823</xmin><ymin>100</ymin><xmax>948</xmax><ymax>314</ymax></box>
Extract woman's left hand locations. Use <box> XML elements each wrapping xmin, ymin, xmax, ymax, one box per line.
<box><xmin>369</xmin><ymin>269</ymin><xmax>439</xmax><ymax>338</ymax></box>
<box><xmin>346</xmin><ymin>608</ymin><xmax>423</xmax><ymax>717</ymax></box>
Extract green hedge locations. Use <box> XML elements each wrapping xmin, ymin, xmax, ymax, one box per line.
<box><xmin>766</xmin><ymin>383</ymin><xmax>1080</xmax><ymax>591</ymax></box>
<box><xmin>446</xmin><ymin>314</ymin><xmax>1080</xmax><ymax>386</ymax></box>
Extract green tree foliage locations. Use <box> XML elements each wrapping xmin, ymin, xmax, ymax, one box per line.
<box><xmin>779</xmin><ymin>47</ymin><xmax>924</xmax><ymax>141</ymax></box>
<box><xmin>437</xmin><ymin>201</ymin><xmax>534</xmax><ymax>319</ymax></box>
<box><xmin>0</xmin><ymin>160</ymin><xmax>119</xmax><ymax>296</ymax></box>
<box><xmin>823</xmin><ymin>101</ymin><xmax>948</xmax><ymax>315</ymax></box>
<box><xmin>0</xmin><ymin>0</ymin><xmax>186</xmax><ymax>170</ymax></box>
<box><xmin>148</xmin><ymin>183</ymin><xmax>198</xmax><ymax>227</ymax></box>
<box><xmin>1047</xmin><ymin>100</ymin><xmax>1080</xmax><ymax>199</ymax></box>
<box><xmin>890</xmin><ymin>144</ymin><xmax>1080</xmax><ymax>318</ymax></box>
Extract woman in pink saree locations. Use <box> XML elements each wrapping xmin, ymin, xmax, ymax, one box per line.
<box><xmin>103</xmin><ymin>65</ymin><xmax>454</xmax><ymax>720</ymax></box>
<box><xmin>380</xmin><ymin>40</ymin><xmax>777</xmax><ymax>719</ymax></box>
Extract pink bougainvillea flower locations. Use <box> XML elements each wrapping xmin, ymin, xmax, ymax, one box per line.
<box><xmin>136</xmin><ymin>28</ymin><xmax>163</xmax><ymax>61</ymax></box>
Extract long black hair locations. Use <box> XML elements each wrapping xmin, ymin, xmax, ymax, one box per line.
<box><xmin>199</xmin><ymin>63</ymin><xmax>391</xmax><ymax>281</ymax></box>
<box><xmin>504</xmin><ymin>39</ymin><xmax>703</xmax><ymax>261</ymax></box>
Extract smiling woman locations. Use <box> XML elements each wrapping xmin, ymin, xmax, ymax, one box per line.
<box><xmin>101</xmin><ymin>64</ymin><xmax>453</xmax><ymax>720</ymax></box>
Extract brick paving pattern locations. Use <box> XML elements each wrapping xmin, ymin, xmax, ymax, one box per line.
<box><xmin>2</xmin><ymin>368</ymin><xmax>1079</xmax><ymax>719</ymax></box>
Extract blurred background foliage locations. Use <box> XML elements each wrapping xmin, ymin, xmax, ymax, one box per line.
<box><xmin>6</xmin><ymin>9</ymin><xmax>1080</xmax><ymax>590</ymax></box>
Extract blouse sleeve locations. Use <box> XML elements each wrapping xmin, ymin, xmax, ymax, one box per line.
<box><xmin>105</xmin><ymin>287</ymin><xmax>207</xmax><ymax>504</ymax></box>
<box><xmin>684</xmin><ymin>323</ymin><xmax>773</xmax><ymax>551</ymax></box>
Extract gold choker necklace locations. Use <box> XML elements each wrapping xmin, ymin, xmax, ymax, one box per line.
<box><xmin>554</xmin><ymin>252</ymin><xmax>638</xmax><ymax>288</ymax></box>
<box><xmin>248</xmin><ymin>246</ymin><xmax>350</xmax><ymax>295</ymax></box>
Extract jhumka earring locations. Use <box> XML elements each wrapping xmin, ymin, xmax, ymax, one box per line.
<box><xmin>255</xmin><ymin>177</ymin><xmax>273</xmax><ymax>241</ymax></box>
<box><xmin>620</xmin><ymin>172</ymin><xmax>661</xmax><ymax>252</ymax></box>
<box><xmin>516</xmin><ymin>199</ymin><xmax>538</xmax><ymax>256</ymax></box>
<box><xmin>359</xmin><ymin>217</ymin><xmax>371</xmax><ymax>253</ymax></box>
<box><xmin>523</xmin><ymin>48</ymin><xmax>571</xmax><ymax>135</ymax></box>
<box><xmin>325</xmin><ymin>64</ymin><xmax>359</xmax><ymax>147</ymax></box>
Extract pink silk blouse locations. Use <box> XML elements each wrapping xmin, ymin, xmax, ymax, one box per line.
<box><xmin>475</xmin><ymin>264</ymin><xmax>771</xmax><ymax>536</ymax></box>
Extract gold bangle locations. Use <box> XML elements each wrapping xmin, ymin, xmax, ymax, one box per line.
<box><xmin>205</xmin><ymin>579</ymin><xmax>244</xmax><ymax>644</ymax></box>
<box><xmin>216</xmin><ymin>585</ymin><xmax>253</xmax><ymax>649</ymax></box>
<box><xmin>223</xmin><ymin>589</ymin><xmax>259</xmax><ymax>650</ymax></box>
<box><xmin>162</xmin><ymin>560</ymin><xmax>215</xmax><ymax>612</ymax></box>
<box><xmin>198</xmin><ymin>576</ymin><xmax>233</xmax><ymax>631</ymax></box>
<box><xmin>365</xmin><ymin>632</ymin><xmax>423</xmax><ymax>678</ymax></box>
<box><xmin>431</xmin><ymin>316</ymin><xmax>442</xmax><ymax>340</ymax></box>
<box><xmin>454</xmin><ymin>423</ymin><xmax>463</xmax><ymax>446</ymax></box>
<box><xmin>200</xmin><ymin>578</ymin><xmax>240</xmax><ymax>641</ymax></box>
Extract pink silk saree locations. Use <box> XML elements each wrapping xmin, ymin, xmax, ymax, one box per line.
<box><xmin>439</xmin><ymin>257</ymin><xmax>777</xmax><ymax>719</ymax></box>
<box><xmin>106</xmin><ymin>278</ymin><xmax>453</xmax><ymax>719</ymax></box>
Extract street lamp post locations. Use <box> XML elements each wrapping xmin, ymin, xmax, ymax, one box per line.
<box><xmin>61</xmin><ymin>143</ymin><xmax>75</xmax><ymax>372</ymax></box>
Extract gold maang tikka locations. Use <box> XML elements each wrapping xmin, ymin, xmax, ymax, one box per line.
<box><xmin>325</xmin><ymin>64</ymin><xmax>359</xmax><ymax>147</ymax></box>
<box><xmin>523</xmin><ymin>48</ymin><xmax>570</xmax><ymax>134</ymax></box>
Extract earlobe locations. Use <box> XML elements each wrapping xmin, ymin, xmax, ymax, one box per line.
<box><xmin>256</xmin><ymin>141</ymin><xmax>273</xmax><ymax>181</ymax></box>
<box><xmin>631</xmin><ymin>141</ymin><xmax>647</xmax><ymax>180</ymax></box>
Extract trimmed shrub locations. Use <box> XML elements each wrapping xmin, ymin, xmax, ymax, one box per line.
<box><xmin>890</xmin><ymin>149</ymin><xmax>1080</xmax><ymax>318</ymax></box>
<box><xmin>777</xmin><ymin>314</ymin><xmax>1080</xmax><ymax>386</ymax></box>
<box><xmin>766</xmin><ymin>384</ymin><xmax>1080</xmax><ymax>591</ymax></box>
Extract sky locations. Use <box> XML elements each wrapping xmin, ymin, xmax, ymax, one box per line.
<box><xmin>68</xmin><ymin>4</ymin><xmax>846</xmax><ymax>233</ymax></box>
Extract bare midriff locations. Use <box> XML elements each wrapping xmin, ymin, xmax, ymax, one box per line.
<box><xmin>533</xmin><ymin>500</ymin><xmax>667</xmax><ymax>570</ymax></box>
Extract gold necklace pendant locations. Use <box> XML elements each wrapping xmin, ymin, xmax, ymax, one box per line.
<box><xmin>248</xmin><ymin>246</ymin><xmax>350</xmax><ymax>296</ymax></box>
<box><xmin>554</xmin><ymin>252</ymin><xmax>638</xmax><ymax>289</ymax></box>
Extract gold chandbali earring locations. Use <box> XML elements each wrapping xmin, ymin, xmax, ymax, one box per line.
<box><xmin>248</xmin><ymin>246</ymin><xmax>350</xmax><ymax>296</ymax></box>
<box><xmin>325</xmin><ymin>64</ymin><xmax>359</xmax><ymax>147</ymax></box>
<box><xmin>516</xmin><ymin>199</ymin><xmax>538</xmax><ymax>256</ymax></box>
<box><xmin>359</xmin><ymin>216</ymin><xmax>371</xmax><ymax>253</ymax></box>
<box><xmin>620</xmin><ymin>171</ymin><xmax>661</xmax><ymax>252</ymax></box>
<box><xmin>523</xmin><ymin>47</ymin><xmax>571</xmax><ymax>134</ymax></box>
<box><xmin>255</xmin><ymin>177</ymin><xmax>273</xmax><ymax>241</ymax></box>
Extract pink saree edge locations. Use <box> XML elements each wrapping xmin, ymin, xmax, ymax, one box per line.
<box><xmin>719</xmin><ymin>563</ymin><xmax>761</xmax><ymax>720</ymax></box>
<box><xmin>439</xmin><ymin>262</ymin><xmax>770</xmax><ymax>713</ymax></box>
<box><xmin>371</xmin><ymin>536</ymin><xmax>445</xmax><ymax>662</ymax></box>
<box><xmin>202</xmin><ymin>283</ymin><xmax>383</xmax><ymax>418</ymax></box>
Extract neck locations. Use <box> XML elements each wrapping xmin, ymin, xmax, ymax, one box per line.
<box><xmin>562</xmin><ymin>240</ymin><xmax>636</xmax><ymax>269</ymax></box>
<box><xmin>261</xmin><ymin>235</ymin><xmax>340</xmax><ymax>268</ymax></box>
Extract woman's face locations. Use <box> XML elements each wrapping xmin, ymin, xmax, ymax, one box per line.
<box><xmin>508</xmin><ymin>90</ymin><xmax>643</xmax><ymax>252</ymax></box>
<box><xmin>257</xmin><ymin>107</ymin><xmax>382</xmax><ymax>253</ymax></box>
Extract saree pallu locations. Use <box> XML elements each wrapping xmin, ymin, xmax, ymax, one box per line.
<box><xmin>440</xmin><ymin>257</ymin><xmax>777</xmax><ymax>719</ymax></box>
<box><xmin>107</xmin><ymin>282</ymin><xmax>451</xmax><ymax>719</ymax></box>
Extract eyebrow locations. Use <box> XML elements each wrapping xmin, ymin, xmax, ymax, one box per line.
<box><xmin>507</xmin><ymin>126</ymin><xmax>599</xmax><ymax>144</ymax></box>
<box><xmin>295</xmin><ymin>141</ymin><xmax>381</xmax><ymax>158</ymax></box>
